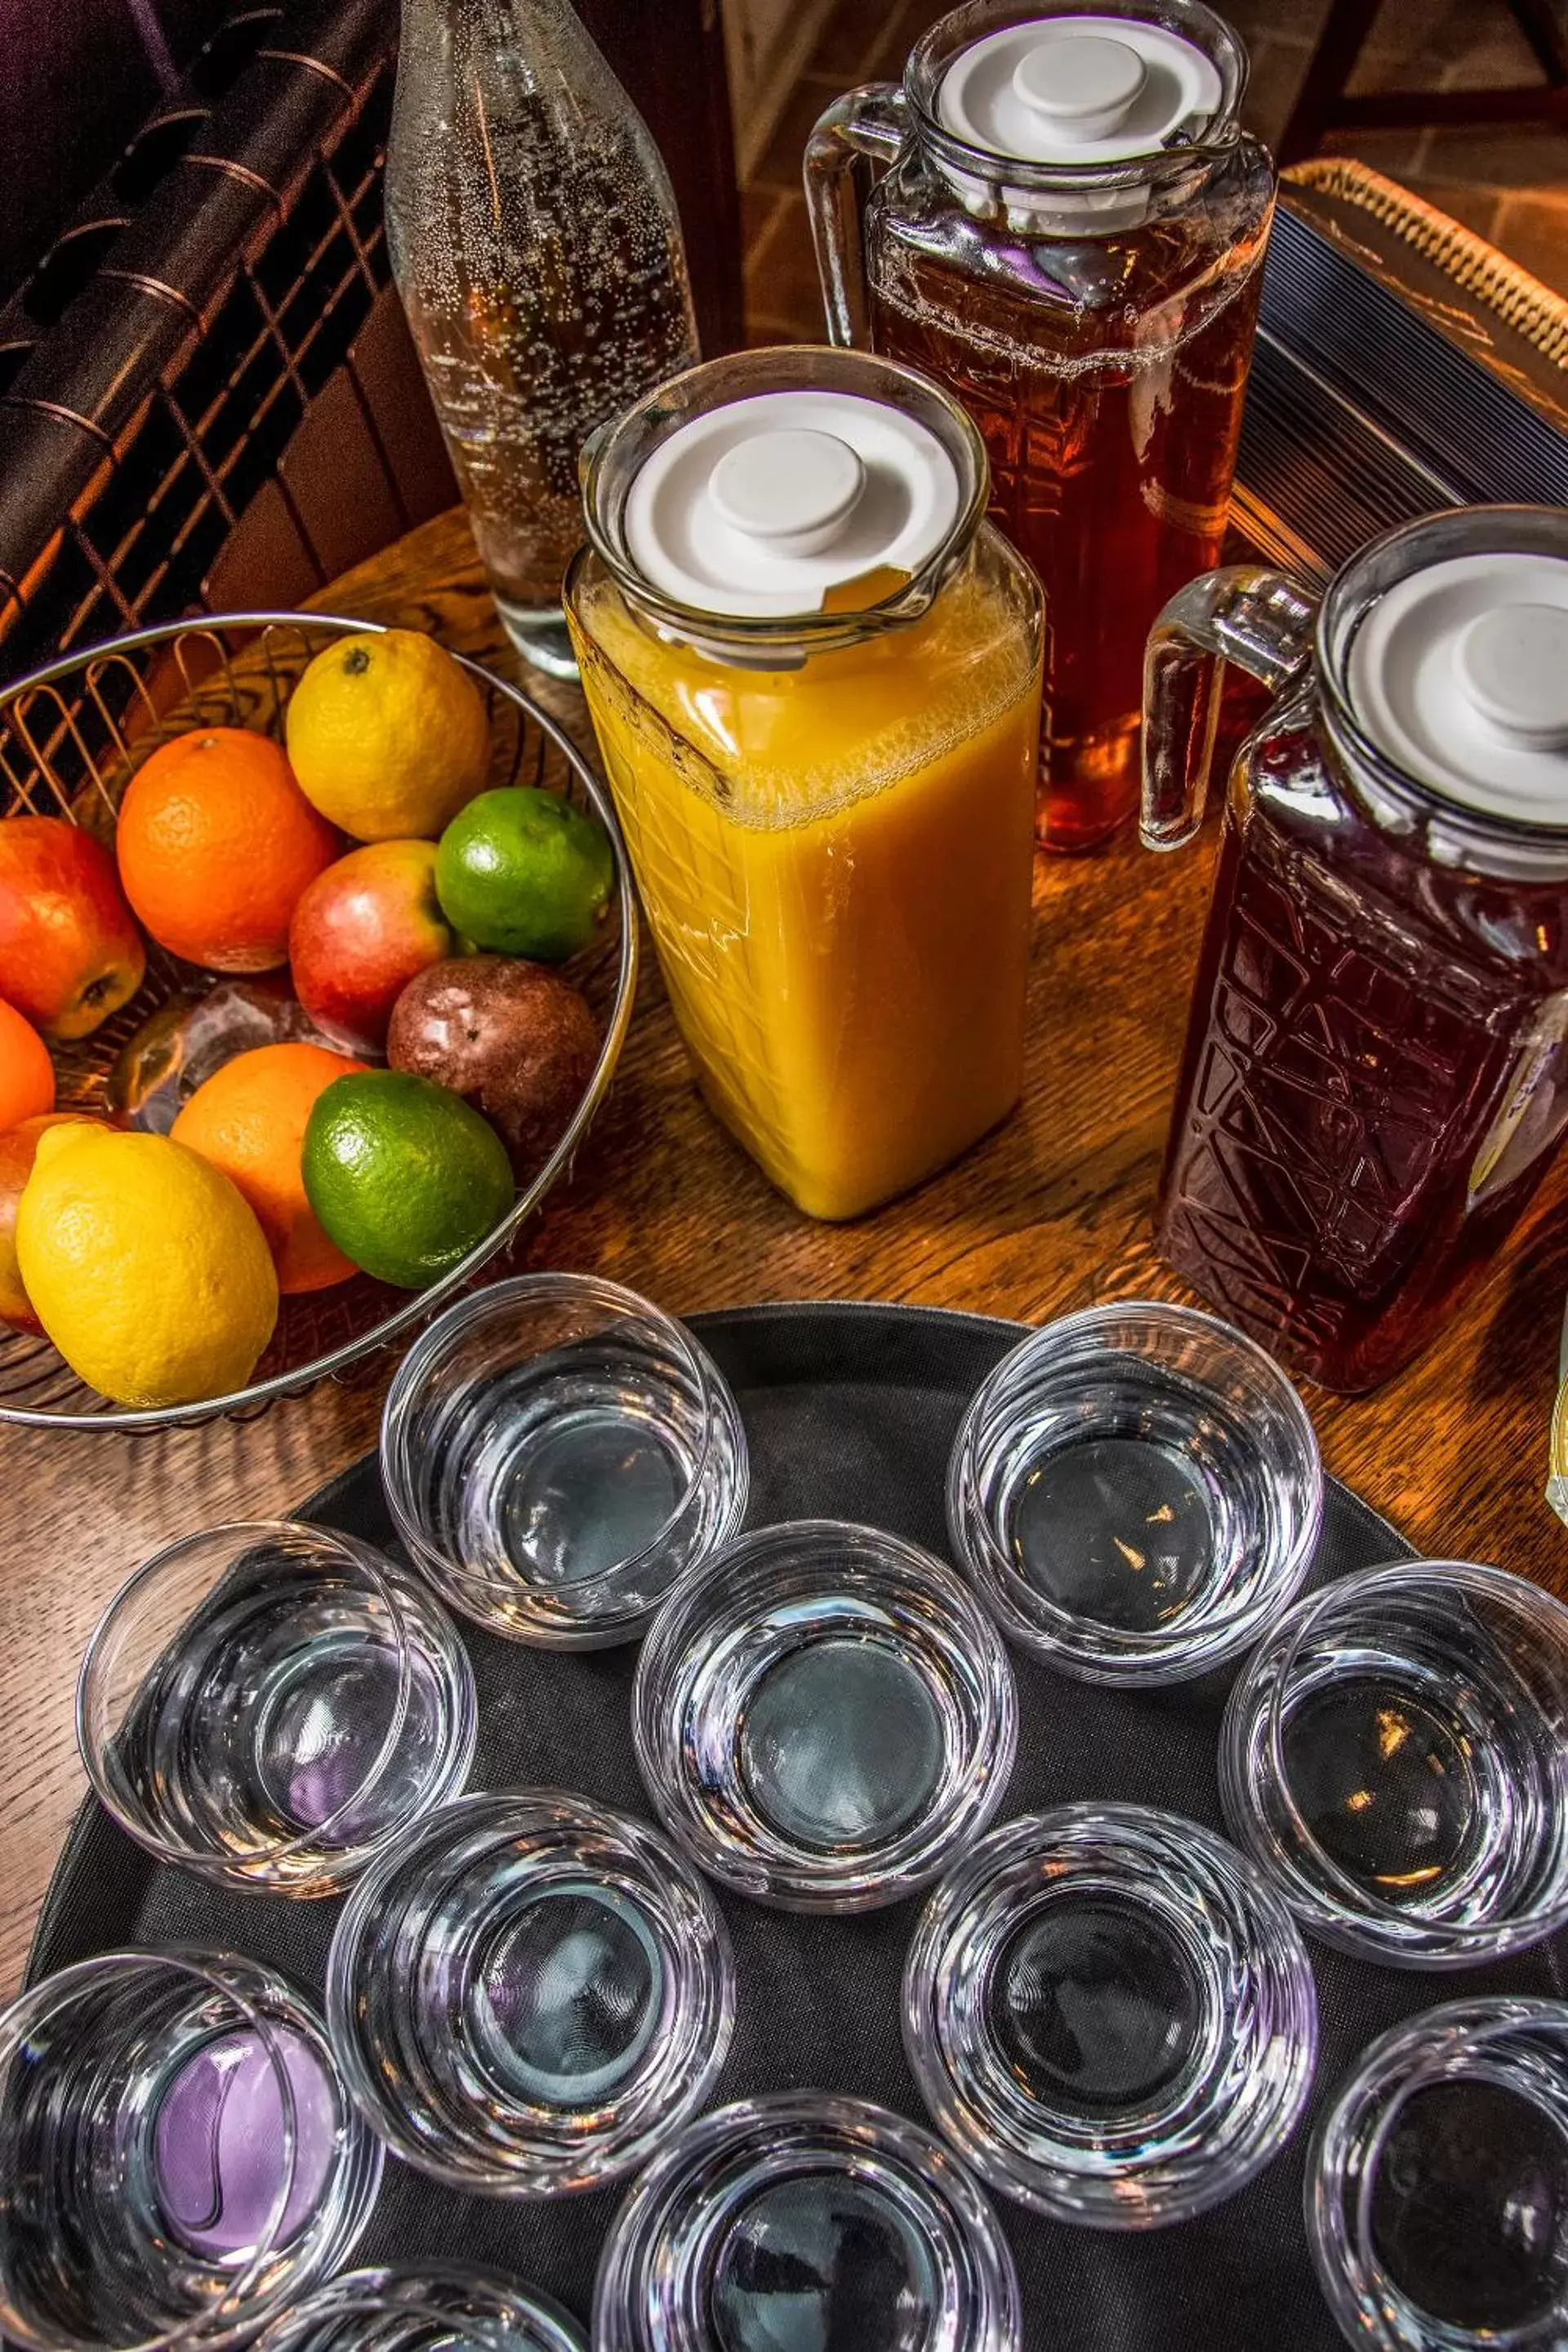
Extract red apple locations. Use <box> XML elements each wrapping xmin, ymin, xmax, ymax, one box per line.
<box><xmin>287</xmin><ymin>840</ymin><xmax>452</xmax><ymax>1054</ymax></box>
<box><xmin>0</xmin><ymin>817</ymin><xmax>145</xmax><ymax>1040</ymax></box>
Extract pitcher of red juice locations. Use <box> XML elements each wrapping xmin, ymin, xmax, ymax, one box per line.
<box><xmin>807</xmin><ymin>1</ymin><xmax>1274</xmax><ymax>850</ymax></box>
<box><xmin>1145</xmin><ymin>507</ymin><xmax>1568</xmax><ymax>1392</ymax></box>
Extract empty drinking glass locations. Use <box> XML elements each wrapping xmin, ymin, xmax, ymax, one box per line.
<box><xmin>1307</xmin><ymin>1998</ymin><xmax>1568</xmax><ymax>2350</ymax></box>
<box><xmin>0</xmin><ymin>1951</ymin><xmax>381</xmax><ymax>2351</ymax></box>
<box><xmin>633</xmin><ymin>1519</ymin><xmax>1017</xmax><ymax>1911</ymax></box>
<box><xmin>254</xmin><ymin>2264</ymin><xmax>586</xmax><ymax>2351</ymax></box>
<box><xmin>947</xmin><ymin>1299</ymin><xmax>1322</xmax><ymax>1681</ymax></box>
<box><xmin>381</xmin><ymin>1275</ymin><xmax>749</xmax><ymax>1647</ymax></box>
<box><xmin>325</xmin><ymin>1790</ymin><xmax>736</xmax><ymax>2196</ymax></box>
<box><xmin>1221</xmin><ymin>1560</ymin><xmax>1568</xmax><ymax>1967</ymax></box>
<box><xmin>902</xmin><ymin>1804</ymin><xmax>1319</xmax><ymax>2227</ymax></box>
<box><xmin>77</xmin><ymin>1521</ymin><xmax>477</xmax><ymax>1896</ymax></box>
<box><xmin>591</xmin><ymin>2091</ymin><xmax>1020</xmax><ymax>2352</ymax></box>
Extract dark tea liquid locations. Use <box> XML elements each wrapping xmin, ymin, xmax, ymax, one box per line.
<box><xmin>868</xmin><ymin>203</ymin><xmax>1265</xmax><ymax>850</ymax></box>
<box><xmin>1157</xmin><ymin>702</ymin><xmax>1568</xmax><ymax>1391</ymax></box>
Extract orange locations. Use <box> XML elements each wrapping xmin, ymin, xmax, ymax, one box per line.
<box><xmin>0</xmin><ymin>1111</ymin><xmax>100</xmax><ymax>1330</ymax></box>
<box><xmin>0</xmin><ymin>1000</ymin><xmax>55</xmax><ymax>1132</ymax></box>
<box><xmin>116</xmin><ymin>727</ymin><xmax>341</xmax><ymax>972</ymax></box>
<box><xmin>172</xmin><ymin>1041</ymin><xmax>369</xmax><ymax>1294</ymax></box>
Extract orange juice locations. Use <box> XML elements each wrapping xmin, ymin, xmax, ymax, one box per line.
<box><xmin>569</xmin><ymin>537</ymin><xmax>1041</xmax><ymax>1218</ymax></box>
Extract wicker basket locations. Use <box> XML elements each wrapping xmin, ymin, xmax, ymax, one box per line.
<box><xmin>0</xmin><ymin>613</ymin><xmax>638</xmax><ymax>1431</ymax></box>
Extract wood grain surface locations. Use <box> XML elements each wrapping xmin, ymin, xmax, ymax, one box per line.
<box><xmin>3</xmin><ymin>502</ymin><xmax>1566</xmax><ymax>1996</ymax></box>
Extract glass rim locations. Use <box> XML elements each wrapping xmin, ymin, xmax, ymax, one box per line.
<box><xmin>381</xmin><ymin>1272</ymin><xmax>725</xmax><ymax>1612</ymax></box>
<box><xmin>903</xmin><ymin>0</ymin><xmax>1250</xmax><ymax>191</ymax></box>
<box><xmin>631</xmin><ymin>1517</ymin><xmax>1019</xmax><ymax>1907</ymax></box>
<box><xmin>902</xmin><ymin>1802</ymin><xmax>1318</xmax><ymax>2225</ymax></box>
<box><xmin>75</xmin><ymin>1520</ymin><xmax>430</xmax><ymax>1875</ymax></box>
<box><xmin>1254</xmin><ymin>1558</ymin><xmax>1568</xmax><ymax>1951</ymax></box>
<box><xmin>1307</xmin><ymin>1996</ymin><xmax>1568</xmax><ymax>2348</ymax></box>
<box><xmin>576</xmin><ymin>345</ymin><xmax>991</xmax><ymax>656</ymax></box>
<box><xmin>947</xmin><ymin>1297</ymin><xmax>1322</xmax><ymax>1670</ymax></box>
<box><xmin>252</xmin><ymin>2265</ymin><xmax>585</xmax><ymax>2352</ymax></box>
<box><xmin>590</xmin><ymin>2087</ymin><xmax>1020</xmax><ymax>2352</ymax></box>
<box><xmin>0</xmin><ymin>1949</ymin><xmax>310</xmax><ymax>2352</ymax></box>
<box><xmin>324</xmin><ymin>1787</ymin><xmax>736</xmax><ymax>2197</ymax></box>
<box><xmin>1350</xmin><ymin>2010</ymin><xmax>1568</xmax><ymax>2299</ymax></box>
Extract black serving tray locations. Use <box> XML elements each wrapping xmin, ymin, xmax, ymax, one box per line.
<box><xmin>27</xmin><ymin>1303</ymin><xmax>1568</xmax><ymax>2350</ymax></box>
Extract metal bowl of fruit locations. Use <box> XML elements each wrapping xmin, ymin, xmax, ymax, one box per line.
<box><xmin>0</xmin><ymin>612</ymin><xmax>637</xmax><ymax>1431</ymax></box>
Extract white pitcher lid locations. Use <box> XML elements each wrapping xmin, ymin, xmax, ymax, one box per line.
<box><xmin>1348</xmin><ymin>551</ymin><xmax>1568</xmax><ymax>826</ymax></box>
<box><xmin>938</xmin><ymin>13</ymin><xmax>1223</xmax><ymax>165</ymax></box>
<box><xmin>621</xmin><ymin>389</ymin><xmax>962</xmax><ymax>620</ymax></box>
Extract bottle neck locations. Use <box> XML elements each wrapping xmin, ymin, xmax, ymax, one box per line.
<box><xmin>397</xmin><ymin>0</ymin><xmax>609</xmax><ymax>87</ymax></box>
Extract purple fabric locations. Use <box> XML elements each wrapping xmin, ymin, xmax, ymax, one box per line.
<box><xmin>154</xmin><ymin>2026</ymin><xmax>335</xmax><ymax>2258</ymax></box>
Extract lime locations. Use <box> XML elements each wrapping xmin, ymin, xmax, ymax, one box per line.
<box><xmin>434</xmin><ymin>787</ymin><xmax>612</xmax><ymax>961</ymax></box>
<box><xmin>301</xmin><ymin>1070</ymin><xmax>513</xmax><ymax>1290</ymax></box>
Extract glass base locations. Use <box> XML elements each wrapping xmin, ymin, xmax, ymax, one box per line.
<box><xmin>1035</xmin><ymin>719</ymin><xmax>1140</xmax><ymax>853</ymax></box>
<box><xmin>495</xmin><ymin>596</ymin><xmax>579</xmax><ymax>683</ymax></box>
<box><xmin>594</xmin><ymin>2093</ymin><xmax>1020</xmax><ymax>2352</ymax></box>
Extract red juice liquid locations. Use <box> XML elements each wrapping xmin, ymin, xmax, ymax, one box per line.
<box><xmin>1157</xmin><ymin>699</ymin><xmax>1568</xmax><ymax>1391</ymax></box>
<box><xmin>867</xmin><ymin>194</ymin><xmax>1267</xmax><ymax>850</ymax></box>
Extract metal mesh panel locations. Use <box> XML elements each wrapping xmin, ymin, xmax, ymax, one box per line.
<box><xmin>0</xmin><ymin>0</ymin><xmax>433</xmax><ymax>697</ymax></box>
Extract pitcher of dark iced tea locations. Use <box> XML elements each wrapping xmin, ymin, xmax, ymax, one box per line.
<box><xmin>1145</xmin><ymin>507</ymin><xmax>1568</xmax><ymax>1393</ymax></box>
<box><xmin>806</xmin><ymin>2</ymin><xmax>1273</xmax><ymax>851</ymax></box>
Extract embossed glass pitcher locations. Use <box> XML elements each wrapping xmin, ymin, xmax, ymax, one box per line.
<box><xmin>1144</xmin><ymin>507</ymin><xmax>1568</xmax><ymax>1392</ymax></box>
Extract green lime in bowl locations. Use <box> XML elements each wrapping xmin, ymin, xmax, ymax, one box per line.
<box><xmin>303</xmin><ymin>1069</ymin><xmax>514</xmax><ymax>1290</ymax></box>
<box><xmin>435</xmin><ymin>786</ymin><xmax>613</xmax><ymax>961</ymax></box>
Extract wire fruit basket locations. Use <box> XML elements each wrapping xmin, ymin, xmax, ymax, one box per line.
<box><xmin>0</xmin><ymin>612</ymin><xmax>638</xmax><ymax>1432</ymax></box>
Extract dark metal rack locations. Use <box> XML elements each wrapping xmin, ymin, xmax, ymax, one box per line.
<box><xmin>0</xmin><ymin>0</ymin><xmax>455</xmax><ymax>693</ymax></box>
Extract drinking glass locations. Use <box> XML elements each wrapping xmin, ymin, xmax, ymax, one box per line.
<box><xmin>1307</xmin><ymin>1998</ymin><xmax>1568</xmax><ymax>2350</ymax></box>
<box><xmin>1220</xmin><ymin>1561</ymin><xmax>1568</xmax><ymax>1967</ymax></box>
<box><xmin>381</xmin><ymin>1275</ymin><xmax>749</xmax><ymax>1647</ymax></box>
<box><xmin>254</xmin><ymin>2264</ymin><xmax>586</xmax><ymax>2352</ymax></box>
<box><xmin>591</xmin><ymin>2091</ymin><xmax>1020</xmax><ymax>2352</ymax></box>
<box><xmin>77</xmin><ymin>1521</ymin><xmax>477</xmax><ymax>1896</ymax></box>
<box><xmin>0</xmin><ymin>1951</ymin><xmax>381</xmax><ymax>2351</ymax></box>
<box><xmin>633</xmin><ymin>1519</ymin><xmax>1017</xmax><ymax>1911</ymax></box>
<box><xmin>902</xmin><ymin>1803</ymin><xmax>1319</xmax><ymax>2227</ymax></box>
<box><xmin>325</xmin><ymin>1790</ymin><xmax>736</xmax><ymax>2195</ymax></box>
<box><xmin>947</xmin><ymin>1299</ymin><xmax>1322</xmax><ymax>1681</ymax></box>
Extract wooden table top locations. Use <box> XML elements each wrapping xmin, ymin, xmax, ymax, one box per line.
<box><xmin>3</xmin><ymin>501</ymin><xmax>1566</xmax><ymax>1997</ymax></box>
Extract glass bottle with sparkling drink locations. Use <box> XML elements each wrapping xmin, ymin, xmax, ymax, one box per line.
<box><xmin>807</xmin><ymin>2</ymin><xmax>1274</xmax><ymax>852</ymax></box>
<box><xmin>1144</xmin><ymin>506</ymin><xmax>1568</xmax><ymax>1393</ymax></box>
<box><xmin>385</xmin><ymin>0</ymin><xmax>699</xmax><ymax>679</ymax></box>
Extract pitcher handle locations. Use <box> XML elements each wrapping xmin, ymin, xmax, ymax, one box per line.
<box><xmin>1141</xmin><ymin>565</ymin><xmax>1321</xmax><ymax>851</ymax></box>
<box><xmin>804</xmin><ymin>82</ymin><xmax>908</xmax><ymax>349</ymax></box>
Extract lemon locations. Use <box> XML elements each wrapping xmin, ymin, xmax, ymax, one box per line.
<box><xmin>285</xmin><ymin>630</ymin><xmax>492</xmax><ymax>841</ymax></box>
<box><xmin>17</xmin><ymin>1125</ymin><xmax>278</xmax><ymax>1407</ymax></box>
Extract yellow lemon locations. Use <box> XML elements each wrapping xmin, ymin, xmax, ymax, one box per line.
<box><xmin>17</xmin><ymin>1125</ymin><xmax>278</xmax><ymax>1407</ymax></box>
<box><xmin>285</xmin><ymin>630</ymin><xmax>492</xmax><ymax>841</ymax></box>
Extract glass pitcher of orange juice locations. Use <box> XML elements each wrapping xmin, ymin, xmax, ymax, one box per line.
<box><xmin>565</xmin><ymin>347</ymin><xmax>1044</xmax><ymax>1220</ymax></box>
